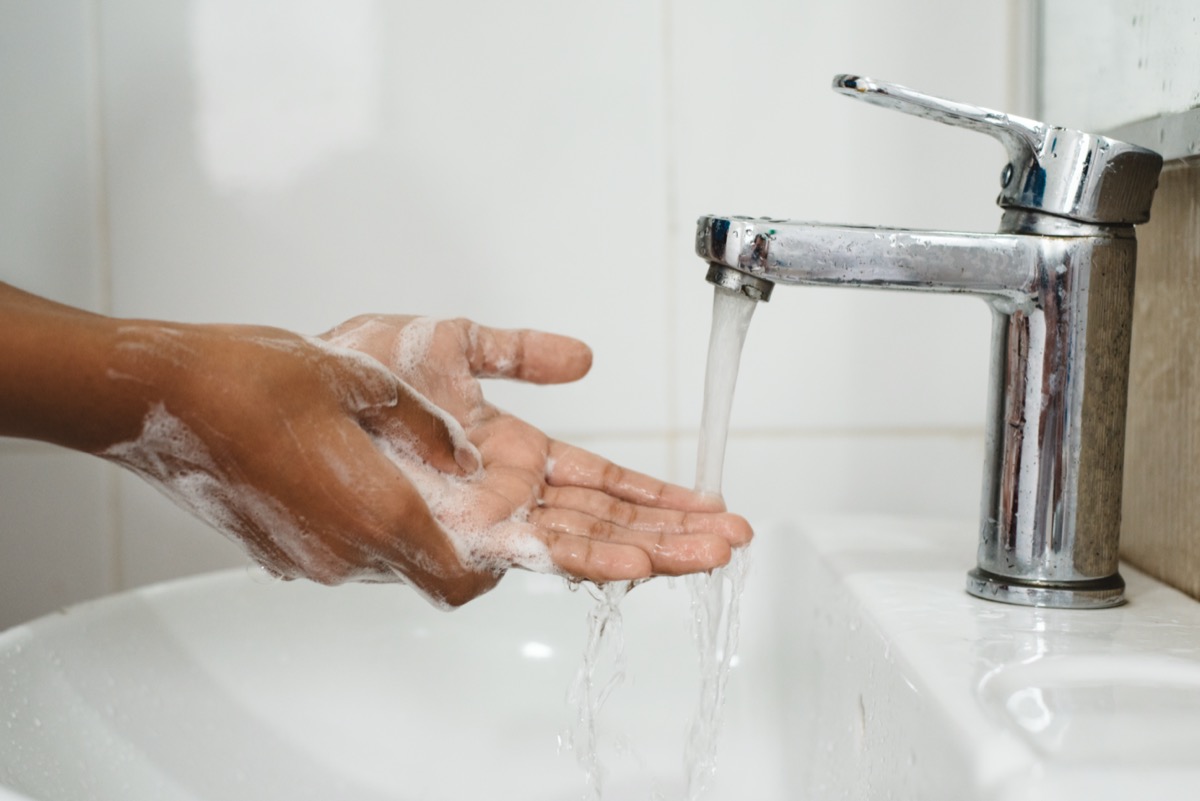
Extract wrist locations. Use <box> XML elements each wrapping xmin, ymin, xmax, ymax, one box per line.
<box><xmin>0</xmin><ymin>297</ymin><xmax>181</xmax><ymax>454</ymax></box>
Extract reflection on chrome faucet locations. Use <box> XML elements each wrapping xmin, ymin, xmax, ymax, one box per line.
<box><xmin>698</xmin><ymin>74</ymin><xmax>1164</xmax><ymax>609</ymax></box>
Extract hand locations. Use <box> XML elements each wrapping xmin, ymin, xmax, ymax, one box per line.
<box><xmin>322</xmin><ymin>316</ymin><xmax>752</xmax><ymax>595</ymax></box>
<box><xmin>0</xmin><ymin>279</ymin><xmax>751</xmax><ymax>607</ymax></box>
<box><xmin>98</xmin><ymin>320</ymin><xmax>508</xmax><ymax>604</ymax></box>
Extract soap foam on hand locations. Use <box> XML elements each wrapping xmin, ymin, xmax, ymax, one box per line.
<box><xmin>333</xmin><ymin>316</ymin><xmax>554</xmax><ymax>579</ymax></box>
<box><xmin>369</xmin><ymin>427</ymin><xmax>554</xmax><ymax>580</ymax></box>
<box><xmin>325</xmin><ymin>315</ymin><xmax>492</xmax><ymax>430</ymax></box>
<box><xmin>100</xmin><ymin>393</ymin><xmax>554</xmax><ymax>606</ymax></box>
<box><xmin>100</xmin><ymin>403</ymin><xmax>356</xmax><ymax>582</ymax></box>
<box><xmin>301</xmin><ymin>321</ymin><xmax>559</xmax><ymax>583</ymax></box>
<box><xmin>98</xmin><ymin>321</ymin><xmax>557</xmax><ymax>607</ymax></box>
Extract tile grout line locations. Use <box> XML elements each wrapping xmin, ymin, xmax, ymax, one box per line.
<box><xmin>660</xmin><ymin>0</ymin><xmax>684</xmax><ymax>486</ymax></box>
<box><xmin>86</xmin><ymin>0</ymin><xmax>113</xmax><ymax>319</ymax></box>
<box><xmin>549</xmin><ymin>425</ymin><xmax>988</xmax><ymax>444</ymax></box>
<box><xmin>84</xmin><ymin>0</ymin><xmax>124</xmax><ymax>593</ymax></box>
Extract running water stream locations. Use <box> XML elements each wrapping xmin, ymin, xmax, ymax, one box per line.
<box><xmin>684</xmin><ymin>286</ymin><xmax>759</xmax><ymax>799</ymax></box>
<box><xmin>694</xmin><ymin>286</ymin><xmax>759</xmax><ymax>499</ymax></box>
<box><xmin>565</xmin><ymin>285</ymin><xmax>759</xmax><ymax>800</ymax></box>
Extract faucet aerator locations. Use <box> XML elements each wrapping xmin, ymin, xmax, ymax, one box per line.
<box><xmin>706</xmin><ymin>263</ymin><xmax>774</xmax><ymax>303</ymax></box>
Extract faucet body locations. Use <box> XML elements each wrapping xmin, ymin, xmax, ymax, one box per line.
<box><xmin>699</xmin><ymin>212</ymin><xmax>1134</xmax><ymax>607</ymax></box>
<box><xmin>700</xmin><ymin>76</ymin><xmax>1162</xmax><ymax>608</ymax></box>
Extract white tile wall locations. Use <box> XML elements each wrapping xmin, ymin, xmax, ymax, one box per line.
<box><xmin>670</xmin><ymin>432</ymin><xmax>986</xmax><ymax>523</ymax></box>
<box><xmin>0</xmin><ymin>0</ymin><xmax>104</xmax><ymax>311</ymax></box>
<box><xmin>98</xmin><ymin>0</ymin><xmax>673</xmax><ymax>435</ymax></box>
<box><xmin>0</xmin><ymin>0</ymin><xmax>114</xmax><ymax>630</ymax></box>
<box><xmin>0</xmin><ymin>443</ymin><xmax>115</xmax><ymax>630</ymax></box>
<box><xmin>1041</xmin><ymin>0</ymin><xmax>1200</xmax><ymax>131</ymax></box>
<box><xmin>1</xmin><ymin>0</ymin><xmax>1009</xmax><ymax>629</ymax></box>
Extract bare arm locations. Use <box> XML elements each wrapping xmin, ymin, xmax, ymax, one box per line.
<box><xmin>0</xmin><ymin>283</ymin><xmax>149</xmax><ymax>451</ymax></box>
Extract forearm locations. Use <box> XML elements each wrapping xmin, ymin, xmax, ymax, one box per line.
<box><xmin>0</xmin><ymin>282</ymin><xmax>152</xmax><ymax>453</ymax></box>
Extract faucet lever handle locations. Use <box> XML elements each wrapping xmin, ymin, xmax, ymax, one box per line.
<box><xmin>832</xmin><ymin>74</ymin><xmax>1163</xmax><ymax>225</ymax></box>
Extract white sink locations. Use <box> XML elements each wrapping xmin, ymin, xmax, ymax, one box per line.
<box><xmin>3</xmin><ymin>517</ymin><xmax>1200</xmax><ymax>800</ymax></box>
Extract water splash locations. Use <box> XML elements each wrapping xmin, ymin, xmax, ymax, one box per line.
<box><xmin>562</xmin><ymin>581</ymin><xmax>632</xmax><ymax>800</ymax></box>
<box><xmin>684</xmin><ymin>547</ymin><xmax>751</xmax><ymax>798</ymax></box>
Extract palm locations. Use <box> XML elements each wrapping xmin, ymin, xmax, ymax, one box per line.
<box><xmin>323</xmin><ymin>316</ymin><xmax>751</xmax><ymax>582</ymax></box>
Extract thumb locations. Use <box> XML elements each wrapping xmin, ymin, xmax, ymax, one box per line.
<box><xmin>464</xmin><ymin>322</ymin><xmax>593</xmax><ymax>384</ymax></box>
<box><xmin>330</xmin><ymin>345</ymin><xmax>478</xmax><ymax>476</ymax></box>
<box><xmin>364</xmin><ymin>379</ymin><xmax>480</xmax><ymax>475</ymax></box>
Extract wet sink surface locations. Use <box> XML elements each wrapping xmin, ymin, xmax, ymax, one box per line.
<box><xmin>0</xmin><ymin>537</ymin><xmax>795</xmax><ymax>800</ymax></box>
<box><xmin>3</xmin><ymin>516</ymin><xmax>1200</xmax><ymax>800</ymax></box>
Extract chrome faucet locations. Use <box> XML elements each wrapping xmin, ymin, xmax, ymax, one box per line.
<box><xmin>699</xmin><ymin>75</ymin><xmax>1163</xmax><ymax>609</ymax></box>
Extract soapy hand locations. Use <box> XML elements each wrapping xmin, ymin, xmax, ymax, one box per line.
<box><xmin>320</xmin><ymin>315</ymin><xmax>753</xmax><ymax>602</ymax></box>
<box><xmin>109</xmin><ymin>316</ymin><xmax>751</xmax><ymax>606</ymax></box>
<box><xmin>0</xmin><ymin>283</ymin><xmax>751</xmax><ymax>607</ymax></box>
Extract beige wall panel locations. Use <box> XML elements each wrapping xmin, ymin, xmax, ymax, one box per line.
<box><xmin>1121</xmin><ymin>160</ymin><xmax>1200</xmax><ymax>597</ymax></box>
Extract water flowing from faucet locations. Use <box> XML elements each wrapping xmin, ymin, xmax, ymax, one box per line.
<box><xmin>695</xmin><ymin>287</ymin><xmax>758</xmax><ymax>497</ymax></box>
<box><xmin>562</xmin><ymin>285</ymin><xmax>758</xmax><ymax>801</ymax></box>
<box><xmin>686</xmin><ymin>286</ymin><xmax>759</xmax><ymax>799</ymax></box>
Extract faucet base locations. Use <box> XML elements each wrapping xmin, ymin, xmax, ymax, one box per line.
<box><xmin>965</xmin><ymin>568</ymin><xmax>1125</xmax><ymax>609</ymax></box>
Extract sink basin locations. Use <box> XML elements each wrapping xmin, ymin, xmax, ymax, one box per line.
<box><xmin>0</xmin><ymin>535</ymin><xmax>794</xmax><ymax>800</ymax></box>
<box><xmin>3</xmin><ymin>516</ymin><xmax>1200</xmax><ymax>800</ymax></box>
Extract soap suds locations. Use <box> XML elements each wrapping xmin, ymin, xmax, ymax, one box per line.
<box><xmin>101</xmin><ymin>404</ymin><xmax>352</xmax><ymax>583</ymax></box>
<box><xmin>370</xmin><ymin>430</ymin><xmax>552</xmax><ymax>578</ymax></box>
<box><xmin>327</xmin><ymin>318</ymin><xmax>554</xmax><ymax>578</ymax></box>
<box><xmin>467</xmin><ymin>320</ymin><xmax>516</xmax><ymax>378</ymax></box>
<box><xmin>102</xmin><ymin>378</ymin><xmax>552</xmax><ymax>603</ymax></box>
<box><xmin>111</xmin><ymin>324</ymin><xmax>200</xmax><ymax>370</ymax></box>
<box><xmin>388</xmin><ymin>316</ymin><xmax>436</xmax><ymax>377</ymax></box>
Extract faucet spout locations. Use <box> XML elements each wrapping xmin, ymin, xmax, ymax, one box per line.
<box><xmin>698</xmin><ymin>215</ymin><xmax>1041</xmax><ymax>301</ymax></box>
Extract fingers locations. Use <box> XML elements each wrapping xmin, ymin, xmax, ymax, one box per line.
<box><xmin>320</xmin><ymin>315</ymin><xmax>593</xmax><ymax>385</ymax></box>
<box><xmin>546</xmin><ymin>442</ymin><xmax>729</xmax><ymax>513</ymax></box>
<box><xmin>543</xmin><ymin>534</ymin><xmax>654</xmax><ymax>583</ymax></box>
<box><xmin>541</xmin><ymin>485</ymin><xmax>752</xmax><ymax>544</ymax></box>
<box><xmin>530</xmin><ymin>485</ymin><xmax>752</xmax><ymax>580</ymax></box>
<box><xmin>533</xmin><ymin>444</ymin><xmax>753</xmax><ymax>582</ymax></box>
<box><xmin>462</xmin><ymin>321</ymin><xmax>592</xmax><ymax>384</ymax></box>
<box><xmin>536</xmin><ymin>513</ymin><xmax>732</xmax><ymax>578</ymax></box>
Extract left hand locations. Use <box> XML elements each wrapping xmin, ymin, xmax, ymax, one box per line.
<box><xmin>322</xmin><ymin>315</ymin><xmax>753</xmax><ymax>590</ymax></box>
